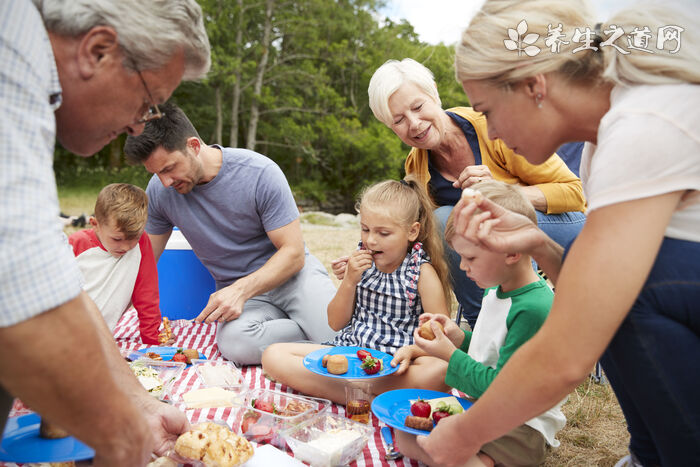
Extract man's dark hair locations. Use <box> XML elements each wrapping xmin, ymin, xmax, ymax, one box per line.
<box><xmin>124</xmin><ymin>102</ymin><xmax>201</xmax><ymax>164</ymax></box>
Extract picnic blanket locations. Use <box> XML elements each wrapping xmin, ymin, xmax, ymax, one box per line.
<box><xmin>5</xmin><ymin>309</ymin><xmax>423</xmax><ymax>466</ymax></box>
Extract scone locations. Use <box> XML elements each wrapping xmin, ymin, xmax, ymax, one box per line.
<box><xmin>175</xmin><ymin>422</ymin><xmax>254</xmax><ymax>467</ymax></box>
<box><xmin>326</xmin><ymin>354</ymin><xmax>348</xmax><ymax>374</ymax></box>
<box><xmin>417</xmin><ymin>320</ymin><xmax>444</xmax><ymax>341</ymax></box>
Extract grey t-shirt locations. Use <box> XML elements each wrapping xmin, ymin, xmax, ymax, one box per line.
<box><xmin>146</xmin><ymin>146</ymin><xmax>299</xmax><ymax>288</ymax></box>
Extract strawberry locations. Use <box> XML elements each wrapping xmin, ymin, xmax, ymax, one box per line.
<box><xmin>410</xmin><ymin>399</ymin><xmax>431</xmax><ymax>418</ymax></box>
<box><xmin>241</xmin><ymin>411</ymin><xmax>261</xmax><ymax>433</ymax></box>
<box><xmin>171</xmin><ymin>349</ymin><xmax>187</xmax><ymax>363</ymax></box>
<box><xmin>356</xmin><ymin>349</ymin><xmax>372</xmax><ymax>361</ymax></box>
<box><xmin>432</xmin><ymin>410</ymin><xmax>451</xmax><ymax>424</ymax></box>
<box><xmin>252</xmin><ymin>398</ymin><xmax>276</xmax><ymax>414</ymax></box>
<box><xmin>360</xmin><ymin>356</ymin><xmax>382</xmax><ymax>375</ymax></box>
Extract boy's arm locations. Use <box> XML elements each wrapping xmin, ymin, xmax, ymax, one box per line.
<box><xmin>131</xmin><ymin>234</ymin><xmax>162</xmax><ymax>345</ymax></box>
<box><xmin>446</xmin><ymin>307</ymin><xmax>544</xmax><ymax>398</ymax></box>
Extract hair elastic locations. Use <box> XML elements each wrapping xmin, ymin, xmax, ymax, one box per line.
<box><xmin>399</xmin><ymin>179</ymin><xmax>410</xmax><ymax>187</ymax></box>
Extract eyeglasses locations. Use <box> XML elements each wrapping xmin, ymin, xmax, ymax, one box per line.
<box><xmin>135</xmin><ymin>69</ymin><xmax>163</xmax><ymax>124</ymax></box>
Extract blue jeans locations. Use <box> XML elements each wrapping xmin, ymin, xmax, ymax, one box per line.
<box><xmin>435</xmin><ymin>206</ymin><xmax>585</xmax><ymax>329</ymax></box>
<box><xmin>598</xmin><ymin>237</ymin><xmax>700</xmax><ymax>466</ymax></box>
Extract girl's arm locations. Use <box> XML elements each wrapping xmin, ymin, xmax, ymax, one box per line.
<box><xmin>327</xmin><ymin>249</ymin><xmax>373</xmax><ymax>330</ymax></box>
<box><xmin>416</xmin><ymin>191</ymin><xmax>682</xmax><ymax>465</ymax></box>
<box><xmin>416</xmin><ymin>263</ymin><xmax>450</xmax><ymax>317</ymax></box>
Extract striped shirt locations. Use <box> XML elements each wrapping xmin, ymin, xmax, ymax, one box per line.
<box><xmin>0</xmin><ymin>0</ymin><xmax>83</xmax><ymax>325</ymax></box>
<box><xmin>332</xmin><ymin>242</ymin><xmax>429</xmax><ymax>354</ymax></box>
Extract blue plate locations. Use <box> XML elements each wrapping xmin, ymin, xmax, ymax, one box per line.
<box><xmin>0</xmin><ymin>413</ymin><xmax>94</xmax><ymax>463</ymax></box>
<box><xmin>303</xmin><ymin>346</ymin><xmax>399</xmax><ymax>379</ymax></box>
<box><xmin>130</xmin><ymin>346</ymin><xmax>206</xmax><ymax>365</ymax></box>
<box><xmin>371</xmin><ymin>388</ymin><xmax>473</xmax><ymax>435</ymax></box>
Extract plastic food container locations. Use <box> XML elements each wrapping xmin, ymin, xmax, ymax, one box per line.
<box><xmin>282</xmin><ymin>412</ymin><xmax>374</xmax><ymax>467</ymax></box>
<box><xmin>191</xmin><ymin>359</ymin><xmax>243</xmax><ymax>389</ymax></box>
<box><xmin>130</xmin><ymin>358</ymin><xmax>185</xmax><ymax>402</ymax></box>
<box><xmin>231</xmin><ymin>389</ymin><xmax>329</xmax><ymax>449</ymax></box>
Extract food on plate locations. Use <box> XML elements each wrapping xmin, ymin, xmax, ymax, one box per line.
<box><xmin>172</xmin><ymin>349</ymin><xmax>188</xmax><ymax>363</ymax></box>
<box><xmin>417</xmin><ymin>320</ymin><xmax>444</xmax><ymax>341</ymax></box>
<box><xmin>39</xmin><ymin>417</ymin><xmax>69</xmax><ymax>439</ymax></box>
<box><xmin>461</xmin><ymin>187</ymin><xmax>483</xmax><ymax>203</ymax></box>
<box><xmin>409</xmin><ymin>399</ymin><xmax>431</xmax><ymax>418</ymax></box>
<box><xmin>321</xmin><ymin>354</ymin><xmax>330</xmax><ymax>368</ymax></box>
<box><xmin>360</xmin><ymin>355</ymin><xmax>382</xmax><ymax>375</ymax></box>
<box><xmin>131</xmin><ymin>362</ymin><xmax>171</xmax><ymax>398</ymax></box>
<box><xmin>432</xmin><ymin>409</ymin><xmax>451</xmax><ymax>424</ymax></box>
<box><xmin>183</xmin><ymin>348</ymin><xmax>200</xmax><ymax>363</ymax></box>
<box><xmin>326</xmin><ymin>354</ymin><xmax>348</xmax><ymax>375</ymax></box>
<box><xmin>145</xmin><ymin>351</ymin><xmax>163</xmax><ymax>361</ymax></box>
<box><xmin>346</xmin><ymin>398</ymin><xmax>371</xmax><ymax>424</ymax></box>
<box><xmin>404</xmin><ymin>415</ymin><xmax>433</xmax><ymax>431</ymax></box>
<box><xmin>182</xmin><ymin>387</ymin><xmax>241</xmax><ymax>409</ymax></box>
<box><xmin>158</xmin><ymin>317</ymin><xmax>173</xmax><ymax>344</ymax></box>
<box><xmin>197</xmin><ymin>362</ymin><xmax>242</xmax><ymax>387</ymax></box>
<box><xmin>426</xmin><ymin>396</ymin><xmax>464</xmax><ymax>415</ymax></box>
<box><xmin>356</xmin><ymin>349</ymin><xmax>372</xmax><ymax>361</ymax></box>
<box><xmin>175</xmin><ymin>422</ymin><xmax>254</xmax><ymax>467</ymax></box>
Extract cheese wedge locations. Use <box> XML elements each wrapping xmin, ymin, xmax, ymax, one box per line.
<box><xmin>426</xmin><ymin>396</ymin><xmax>463</xmax><ymax>414</ymax></box>
<box><xmin>182</xmin><ymin>387</ymin><xmax>241</xmax><ymax>409</ymax></box>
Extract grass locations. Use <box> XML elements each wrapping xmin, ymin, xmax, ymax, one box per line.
<box><xmin>59</xmin><ymin>190</ymin><xmax>629</xmax><ymax>466</ymax></box>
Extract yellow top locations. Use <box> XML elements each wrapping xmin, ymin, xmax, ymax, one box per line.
<box><xmin>404</xmin><ymin>107</ymin><xmax>586</xmax><ymax>214</ymax></box>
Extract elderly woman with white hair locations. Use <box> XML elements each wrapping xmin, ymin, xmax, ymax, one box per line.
<box><xmin>365</xmin><ymin>58</ymin><xmax>586</xmax><ymax>327</ymax></box>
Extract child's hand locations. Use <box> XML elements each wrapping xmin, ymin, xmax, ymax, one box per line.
<box><xmin>390</xmin><ymin>345</ymin><xmax>414</xmax><ymax>375</ymax></box>
<box><xmin>344</xmin><ymin>250</ymin><xmax>373</xmax><ymax>285</ymax></box>
<box><xmin>413</xmin><ymin>321</ymin><xmax>457</xmax><ymax>362</ymax></box>
<box><xmin>330</xmin><ymin>255</ymin><xmax>349</xmax><ymax>281</ymax></box>
<box><xmin>419</xmin><ymin>313</ymin><xmax>465</xmax><ymax>348</ymax></box>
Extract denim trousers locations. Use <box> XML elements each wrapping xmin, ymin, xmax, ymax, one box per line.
<box><xmin>435</xmin><ymin>206</ymin><xmax>585</xmax><ymax>328</ymax></box>
<box><xmin>599</xmin><ymin>237</ymin><xmax>700</xmax><ymax>466</ymax></box>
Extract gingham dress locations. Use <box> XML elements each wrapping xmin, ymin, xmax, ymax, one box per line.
<box><xmin>331</xmin><ymin>242</ymin><xmax>429</xmax><ymax>355</ymax></box>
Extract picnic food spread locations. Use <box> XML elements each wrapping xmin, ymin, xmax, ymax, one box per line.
<box><xmin>404</xmin><ymin>396</ymin><xmax>464</xmax><ymax>431</ymax></box>
<box><xmin>196</xmin><ymin>362</ymin><xmax>242</xmax><ymax>387</ymax></box>
<box><xmin>175</xmin><ymin>422</ymin><xmax>254</xmax><ymax>467</ymax></box>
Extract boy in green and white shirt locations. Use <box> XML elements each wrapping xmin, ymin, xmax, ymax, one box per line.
<box><xmin>396</xmin><ymin>181</ymin><xmax>566</xmax><ymax>467</ymax></box>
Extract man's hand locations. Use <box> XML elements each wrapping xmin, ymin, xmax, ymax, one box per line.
<box><xmin>416</xmin><ymin>411</ymin><xmax>480</xmax><ymax>466</ymax></box>
<box><xmin>330</xmin><ymin>255</ymin><xmax>349</xmax><ymax>281</ymax></box>
<box><xmin>196</xmin><ymin>281</ymin><xmax>248</xmax><ymax>324</ymax></box>
<box><xmin>344</xmin><ymin>250</ymin><xmax>373</xmax><ymax>285</ymax></box>
<box><xmin>413</xmin><ymin>320</ymin><xmax>457</xmax><ymax>362</ymax></box>
<box><xmin>452</xmin><ymin>164</ymin><xmax>493</xmax><ymax>190</ymax></box>
<box><xmin>136</xmin><ymin>395</ymin><xmax>190</xmax><ymax>456</ymax></box>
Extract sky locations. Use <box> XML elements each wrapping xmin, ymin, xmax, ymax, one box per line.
<box><xmin>381</xmin><ymin>0</ymin><xmax>651</xmax><ymax>45</ymax></box>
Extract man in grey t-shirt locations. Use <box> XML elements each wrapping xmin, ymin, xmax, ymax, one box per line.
<box><xmin>124</xmin><ymin>103</ymin><xmax>337</xmax><ymax>365</ymax></box>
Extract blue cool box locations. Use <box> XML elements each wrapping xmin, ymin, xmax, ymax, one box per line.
<box><xmin>157</xmin><ymin>228</ymin><xmax>215</xmax><ymax>320</ymax></box>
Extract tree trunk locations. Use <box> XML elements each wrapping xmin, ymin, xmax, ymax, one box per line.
<box><xmin>230</xmin><ymin>0</ymin><xmax>244</xmax><ymax>148</ymax></box>
<box><xmin>108</xmin><ymin>138</ymin><xmax>121</xmax><ymax>169</ymax></box>
<box><xmin>246</xmin><ymin>0</ymin><xmax>273</xmax><ymax>151</ymax></box>
<box><xmin>214</xmin><ymin>85</ymin><xmax>223</xmax><ymax>144</ymax></box>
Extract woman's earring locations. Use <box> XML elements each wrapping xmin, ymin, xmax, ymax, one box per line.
<box><xmin>535</xmin><ymin>93</ymin><xmax>543</xmax><ymax>109</ymax></box>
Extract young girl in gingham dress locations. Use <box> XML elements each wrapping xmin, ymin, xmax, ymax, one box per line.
<box><xmin>262</xmin><ymin>176</ymin><xmax>453</xmax><ymax>404</ymax></box>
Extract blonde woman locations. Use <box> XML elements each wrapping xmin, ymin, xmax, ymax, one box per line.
<box><xmin>417</xmin><ymin>1</ymin><xmax>700</xmax><ymax>466</ymax></box>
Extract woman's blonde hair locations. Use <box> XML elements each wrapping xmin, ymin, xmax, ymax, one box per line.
<box><xmin>455</xmin><ymin>0</ymin><xmax>700</xmax><ymax>88</ymax></box>
<box><xmin>368</xmin><ymin>58</ymin><xmax>442</xmax><ymax>127</ymax></box>
<box><xmin>357</xmin><ymin>175</ymin><xmax>451</xmax><ymax>304</ymax></box>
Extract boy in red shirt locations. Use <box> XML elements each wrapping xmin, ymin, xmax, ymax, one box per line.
<box><xmin>69</xmin><ymin>183</ymin><xmax>167</xmax><ymax>344</ymax></box>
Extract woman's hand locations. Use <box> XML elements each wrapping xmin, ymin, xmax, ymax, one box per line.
<box><xmin>453</xmin><ymin>164</ymin><xmax>493</xmax><ymax>190</ymax></box>
<box><xmin>453</xmin><ymin>196</ymin><xmax>545</xmax><ymax>256</ymax></box>
<box><xmin>330</xmin><ymin>255</ymin><xmax>349</xmax><ymax>281</ymax></box>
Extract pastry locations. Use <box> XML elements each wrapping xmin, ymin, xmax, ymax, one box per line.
<box><xmin>404</xmin><ymin>415</ymin><xmax>433</xmax><ymax>431</ymax></box>
<box><xmin>321</xmin><ymin>354</ymin><xmax>330</xmax><ymax>367</ymax></box>
<box><xmin>158</xmin><ymin>317</ymin><xmax>173</xmax><ymax>344</ymax></box>
<box><xmin>417</xmin><ymin>320</ymin><xmax>444</xmax><ymax>340</ymax></box>
<box><xmin>183</xmin><ymin>348</ymin><xmax>200</xmax><ymax>364</ymax></box>
<box><xmin>326</xmin><ymin>354</ymin><xmax>348</xmax><ymax>374</ymax></box>
<box><xmin>175</xmin><ymin>422</ymin><xmax>254</xmax><ymax>467</ymax></box>
<box><xmin>39</xmin><ymin>418</ymin><xmax>69</xmax><ymax>439</ymax></box>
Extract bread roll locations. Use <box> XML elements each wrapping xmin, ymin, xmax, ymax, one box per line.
<box><xmin>326</xmin><ymin>354</ymin><xmax>348</xmax><ymax>374</ymax></box>
<box><xmin>404</xmin><ymin>415</ymin><xmax>433</xmax><ymax>431</ymax></box>
<box><xmin>321</xmin><ymin>354</ymin><xmax>330</xmax><ymax>368</ymax></box>
<box><xmin>418</xmin><ymin>320</ymin><xmax>444</xmax><ymax>340</ymax></box>
<box><xmin>39</xmin><ymin>417</ymin><xmax>69</xmax><ymax>439</ymax></box>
